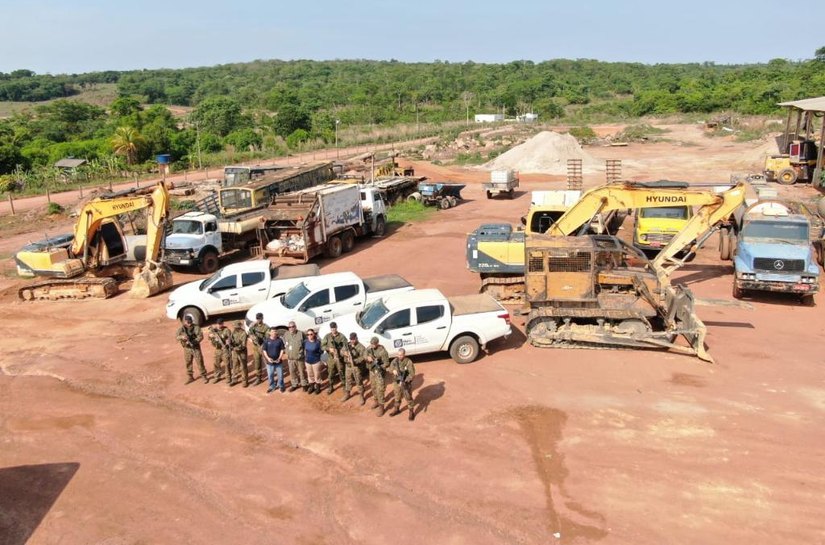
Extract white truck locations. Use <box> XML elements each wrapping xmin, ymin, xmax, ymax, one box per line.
<box><xmin>484</xmin><ymin>170</ymin><xmax>520</xmax><ymax>199</ymax></box>
<box><xmin>165</xmin><ymin>259</ymin><xmax>320</xmax><ymax>325</ymax></box>
<box><xmin>317</xmin><ymin>289</ymin><xmax>512</xmax><ymax>364</ymax></box>
<box><xmin>259</xmin><ymin>184</ymin><xmax>388</xmax><ymax>263</ymax></box>
<box><xmin>245</xmin><ymin>271</ymin><xmax>413</xmax><ymax>331</ymax></box>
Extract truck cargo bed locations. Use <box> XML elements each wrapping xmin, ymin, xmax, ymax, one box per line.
<box><xmin>272</xmin><ymin>263</ymin><xmax>320</xmax><ymax>280</ymax></box>
<box><xmin>448</xmin><ymin>294</ymin><xmax>504</xmax><ymax>316</ymax></box>
<box><xmin>363</xmin><ymin>274</ymin><xmax>412</xmax><ymax>293</ymax></box>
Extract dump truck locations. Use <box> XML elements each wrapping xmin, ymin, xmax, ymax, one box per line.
<box><xmin>484</xmin><ymin>170</ymin><xmax>520</xmax><ymax>199</ymax></box>
<box><xmin>259</xmin><ymin>183</ymin><xmax>387</xmax><ymax>263</ymax></box>
<box><xmin>414</xmin><ymin>182</ymin><xmax>465</xmax><ymax>209</ymax></box>
<box><xmin>522</xmin><ymin>182</ymin><xmax>747</xmax><ymax>362</ymax></box>
<box><xmin>15</xmin><ymin>181</ymin><xmax>173</xmax><ymax>301</ymax></box>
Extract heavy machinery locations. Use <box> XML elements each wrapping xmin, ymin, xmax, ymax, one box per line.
<box><xmin>522</xmin><ymin>181</ymin><xmax>747</xmax><ymax>362</ymax></box>
<box><xmin>763</xmin><ymin>96</ymin><xmax>825</xmax><ymax>186</ymax></box>
<box><xmin>15</xmin><ymin>182</ymin><xmax>173</xmax><ymax>301</ymax></box>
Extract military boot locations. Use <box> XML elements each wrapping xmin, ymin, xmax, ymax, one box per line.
<box><xmin>315</xmin><ymin>384</ymin><xmax>321</xmax><ymax>395</ymax></box>
<box><xmin>303</xmin><ymin>384</ymin><xmax>310</xmax><ymax>393</ymax></box>
<box><xmin>252</xmin><ymin>377</ymin><xmax>260</xmax><ymax>386</ymax></box>
<box><xmin>341</xmin><ymin>391</ymin><xmax>351</xmax><ymax>403</ymax></box>
<box><xmin>203</xmin><ymin>376</ymin><xmax>211</xmax><ymax>384</ymax></box>
<box><xmin>371</xmin><ymin>400</ymin><xmax>380</xmax><ymax>409</ymax></box>
<box><xmin>376</xmin><ymin>404</ymin><xmax>385</xmax><ymax>417</ymax></box>
<box><xmin>290</xmin><ymin>384</ymin><xmax>300</xmax><ymax>392</ymax></box>
<box><xmin>408</xmin><ymin>408</ymin><xmax>415</xmax><ymax>421</ymax></box>
<box><xmin>390</xmin><ymin>405</ymin><xmax>401</xmax><ymax>417</ymax></box>
<box><xmin>327</xmin><ymin>384</ymin><xmax>334</xmax><ymax>395</ymax></box>
<box><xmin>185</xmin><ymin>376</ymin><xmax>195</xmax><ymax>385</ymax></box>
<box><xmin>359</xmin><ymin>392</ymin><xmax>366</xmax><ymax>406</ymax></box>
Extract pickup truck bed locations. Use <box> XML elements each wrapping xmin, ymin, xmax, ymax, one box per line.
<box><xmin>273</xmin><ymin>263</ymin><xmax>320</xmax><ymax>280</ymax></box>
<box><xmin>364</xmin><ymin>274</ymin><xmax>412</xmax><ymax>293</ymax></box>
<box><xmin>448</xmin><ymin>294</ymin><xmax>503</xmax><ymax>316</ymax></box>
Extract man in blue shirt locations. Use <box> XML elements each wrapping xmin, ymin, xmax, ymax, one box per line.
<box><xmin>262</xmin><ymin>328</ymin><xmax>286</xmax><ymax>393</ymax></box>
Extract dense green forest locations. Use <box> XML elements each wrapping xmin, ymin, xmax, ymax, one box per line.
<box><xmin>1</xmin><ymin>52</ymin><xmax>824</xmax><ymax>187</ymax></box>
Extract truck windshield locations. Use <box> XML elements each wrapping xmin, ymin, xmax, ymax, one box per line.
<box><xmin>639</xmin><ymin>206</ymin><xmax>689</xmax><ymax>219</ymax></box>
<box><xmin>742</xmin><ymin>220</ymin><xmax>809</xmax><ymax>241</ymax></box>
<box><xmin>171</xmin><ymin>220</ymin><xmax>203</xmax><ymax>234</ymax></box>
<box><xmin>358</xmin><ymin>300</ymin><xmax>389</xmax><ymax>329</ymax></box>
<box><xmin>220</xmin><ymin>188</ymin><xmax>253</xmax><ymax>210</ymax></box>
<box><xmin>282</xmin><ymin>283</ymin><xmax>310</xmax><ymax>309</ymax></box>
<box><xmin>200</xmin><ymin>270</ymin><xmax>223</xmax><ymax>290</ymax></box>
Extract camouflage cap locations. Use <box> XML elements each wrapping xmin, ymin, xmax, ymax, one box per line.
<box><xmin>349</xmin><ymin>332</ymin><xmax>358</xmax><ymax>340</ymax></box>
<box><xmin>370</xmin><ymin>336</ymin><xmax>379</xmax><ymax>344</ymax></box>
<box><xmin>216</xmin><ymin>317</ymin><xmax>224</xmax><ymax>324</ymax></box>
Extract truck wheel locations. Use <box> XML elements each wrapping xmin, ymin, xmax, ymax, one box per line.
<box><xmin>198</xmin><ymin>250</ymin><xmax>219</xmax><ymax>274</ymax></box>
<box><xmin>801</xmin><ymin>294</ymin><xmax>816</xmax><ymax>307</ymax></box>
<box><xmin>508</xmin><ymin>189</ymin><xmax>515</xmax><ymax>199</ymax></box>
<box><xmin>728</xmin><ymin>230</ymin><xmax>737</xmax><ymax>257</ymax></box>
<box><xmin>448</xmin><ymin>196</ymin><xmax>458</xmax><ymax>208</ymax></box>
<box><xmin>486</xmin><ymin>191</ymin><xmax>492</xmax><ymax>199</ymax></box>
<box><xmin>180</xmin><ymin>306</ymin><xmax>204</xmax><ymax>326</ymax></box>
<box><xmin>341</xmin><ymin>230</ymin><xmax>355</xmax><ymax>253</ymax></box>
<box><xmin>326</xmin><ymin>235</ymin><xmax>343</xmax><ymax>258</ymax></box>
<box><xmin>449</xmin><ymin>335</ymin><xmax>480</xmax><ymax>364</ymax></box>
<box><xmin>439</xmin><ymin>198</ymin><xmax>451</xmax><ymax>210</ymax></box>
<box><xmin>732</xmin><ymin>282</ymin><xmax>744</xmax><ymax>300</ymax></box>
<box><xmin>719</xmin><ymin>230</ymin><xmax>731</xmax><ymax>261</ymax></box>
<box><xmin>374</xmin><ymin>216</ymin><xmax>386</xmax><ymax>237</ymax></box>
<box><xmin>777</xmin><ymin>168</ymin><xmax>798</xmax><ymax>185</ymax></box>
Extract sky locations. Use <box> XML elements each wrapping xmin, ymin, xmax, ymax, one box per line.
<box><xmin>1</xmin><ymin>0</ymin><xmax>823</xmax><ymax>74</ymax></box>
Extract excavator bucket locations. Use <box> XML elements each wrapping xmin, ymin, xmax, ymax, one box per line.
<box><xmin>129</xmin><ymin>261</ymin><xmax>173</xmax><ymax>298</ymax></box>
<box><xmin>663</xmin><ymin>285</ymin><xmax>713</xmax><ymax>363</ymax></box>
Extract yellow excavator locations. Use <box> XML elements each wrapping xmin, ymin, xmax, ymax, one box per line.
<box><xmin>521</xmin><ymin>181</ymin><xmax>747</xmax><ymax>362</ymax></box>
<box><xmin>15</xmin><ymin>181</ymin><xmax>173</xmax><ymax>301</ymax></box>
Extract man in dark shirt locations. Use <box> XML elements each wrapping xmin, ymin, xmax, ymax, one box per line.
<box><xmin>262</xmin><ymin>328</ymin><xmax>286</xmax><ymax>393</ymax></box>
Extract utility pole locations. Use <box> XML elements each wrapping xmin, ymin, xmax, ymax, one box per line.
<box><xmin>335</xmin><ymin>119</ymin><xmax>340</xmax><ymax>159</ymax></box>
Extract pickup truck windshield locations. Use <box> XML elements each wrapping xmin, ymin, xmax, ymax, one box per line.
<box><xmin>742</xmin><ymin>220</ymin><xmax>809</xmax><ymax>242</ymax></box>
<box><xmin>639</xmin><ymin>206</ymin><xmax>689</xmax><ymax>219</ymax></box>
<box><xmin>283</xmin><ymin>283</ymin><xmax>310</xmax><ymax>309</ymax></box>
<box><xmin>201</xmin><ymin>269</ymin><xmax>223</xmax><ymax>290</ymax></box>
<box><xmin>171</xmin><ymin>220</ymin><xmax>203</xmax><ymax>234</ymax></box>
<box><xmin>359</xmin><ymin>300</ymin><xmax>389</xmax><ymax>329</ymax></box>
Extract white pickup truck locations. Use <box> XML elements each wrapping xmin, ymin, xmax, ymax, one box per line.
<box><xmin>317</xmin><ymin>288</ymin><xmax>512</xmax><ymax>364</ymax></box>
<box><xmin>165</xmin><ymin>259</ymin><xmax>320</xmax><ymax>325</ymax></box>
<box><xmin>245</xmin><ymin>271</ymin><xmax>413</xmax><ymax>331</ymax></box>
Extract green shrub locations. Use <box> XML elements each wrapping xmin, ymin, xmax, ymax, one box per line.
<box><xmin>568</xmin><ymin>126</ymin><xmax>597</xmax><ymax>144</ymax></box>
<box><xmin>46</xmin><ymin>202</ymin><xmax>64</xmax><ymax>215</ymax></box>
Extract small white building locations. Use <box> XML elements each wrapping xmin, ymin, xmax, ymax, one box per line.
<box><xmin>517</xmin><ymin>113</ymin><xmax>539</xmax><ymax>123</ymax></box>
<box><xmin>475</xmin><ymin>113</ymin><xmax>504</xmax><ymax>123</ymax></box>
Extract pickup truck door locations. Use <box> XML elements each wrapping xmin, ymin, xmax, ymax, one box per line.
<box><xmin>376</xmin><ymin>309</ymin><xmax>421</xmax><ymax>355</ymax></box>
<box><xmin>236</xmin><ymin>271</ymin><xmax>268</xmax><ymax>309</ymax></box>
<box><xmin>205</xmin><ymin>274</ymin><xmax>241</xmax><ymax>313</ymax></box>
<box><xmin>300</xmin><ymin>288</ymin><xmax>334</xmax><ymax>329</ymax></box>
<box><xmin>413</xmin><ymin>303</ymin><xmax>451</xmax><ymax>352</ymax></box>
<box><xmin>331</xmin><ymin>283</ymin><xmax>363</xmax><ymax>316</ymax></box>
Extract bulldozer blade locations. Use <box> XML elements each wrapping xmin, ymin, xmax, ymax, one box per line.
<box><xmin>666</xmin><ymin>285</ymin><xmax>714</xmax><ymax>363</ymax></box>
<box><xmin>129</xmin><ymin>261</ymin><xmax>173</xmax><ymax>298</ymax></box>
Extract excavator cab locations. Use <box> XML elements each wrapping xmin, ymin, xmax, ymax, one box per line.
<box><xmin>88</xmin><ymin>220</ymin><xmax>128</xmax><ymax>267</ymax></box>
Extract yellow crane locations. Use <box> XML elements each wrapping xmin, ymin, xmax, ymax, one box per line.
<box><xmin>522</xmin><ymin>181</ymin><xmax>747</xmax><ymax>362</ymax></box>
<box><xmin>15</xmin><ymin>181</ymin><xmax>173</xmax><ymax>300</ymax></box>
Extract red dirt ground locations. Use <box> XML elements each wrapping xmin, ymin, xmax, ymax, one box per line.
<box><xmin>1</xmin><ymin>124</ymin><xmax>824</xmax><ymax>545</ymax></box>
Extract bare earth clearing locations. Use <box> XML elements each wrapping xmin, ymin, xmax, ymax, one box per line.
<box><xmin>1</xmin><ymin>123</ymin><xmax>824</xmax><ymax>545</ymax></box>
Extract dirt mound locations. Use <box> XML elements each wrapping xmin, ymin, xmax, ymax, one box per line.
<box><xmin>483</xmin><ymin>131</ymin><xmax>601</xmax><ymax>174</ymax></box>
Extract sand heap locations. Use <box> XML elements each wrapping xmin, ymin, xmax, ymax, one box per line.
<box><xmin>484</xmin><ymin>131</ymin><xmax>601</xmax><ymax>174</ymax></box>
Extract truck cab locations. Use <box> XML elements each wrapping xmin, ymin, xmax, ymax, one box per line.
<box><xmin>633</xmin><ymin>205</ymin><xmax>693</xmax><ymax>254</ymax></box>
<box><xmin>163</xmin><ymin>212</ymin><xmax>223</xmax><ymax>272</ymax></box>
<box><xmin>732</xmin><ymin>203</ymin><xmax>819</xmax><ymax>303</ymax></box>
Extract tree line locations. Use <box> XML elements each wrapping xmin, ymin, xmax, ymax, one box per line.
<box><xmin>1</xmin><ymin>52</ymin><xmax>823</xmax><ymax>184</ymax></box>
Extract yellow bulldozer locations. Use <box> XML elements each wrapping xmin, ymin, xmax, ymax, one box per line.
<box><xmin>15</xmin><ymin>181</ymin><xmax>173</xmax><ymax>301</ymax></box>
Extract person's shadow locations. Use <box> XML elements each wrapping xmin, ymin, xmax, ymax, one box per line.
<box><xmin>415</xmin><ymin>381</ymin><xmax>446</xmax><ymax>414</ymax></box>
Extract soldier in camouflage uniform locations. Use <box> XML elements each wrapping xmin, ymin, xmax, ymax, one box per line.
<box><xmin>321</xmin><ymin>322</ymin><xmax>347</xmax><ymax>395</ymax></box>
<box><xmin>342</xmin><ymin>332</ymin><xmax>367</xmax><ymax>405</ymax></box>
<box><xmin>366</xmin><ymin>336</ymin><xmax>390</xmax><ymax>416</ymax></box>
<box><xmin>389</xmin><ymin>348</ymin><xmax>416</xmax><ymax>421</ymax></box>
<box><xmin>176</xmin><ymin>315</ymin><xmax>209</xmax><ymax>385</ymax></box>
<box><xmin>248</xmin><ymin>312</ymin><xmax>270</xmax><ymax>386</ymax></box>
<box><xmin>282</xmin><ymin>321</ymin><xmax>307</xmax><ymax>392</ymax></box>
<box><xmin>207</xmin><ymin>317</ymin><xmax>232</xmax><ymax>383</ymax></box>
<box><xmin>229</xmin><ymin>321</ymin><xmax>249</xmax><ymax>387</ymax></box>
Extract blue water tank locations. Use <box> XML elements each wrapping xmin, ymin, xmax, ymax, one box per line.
<box><xmin>156</xmin><ymin>154</ymin><xmax>172</xmax><ymax>164</ymax></box>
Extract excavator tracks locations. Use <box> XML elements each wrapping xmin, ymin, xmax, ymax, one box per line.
<box><xmin>479</xmin><ymin>274</ymin><xmax>526</xmax><ymax>303</ymax></box>
<box><xmin>18</xmin><ymin>277</ymin><xmax>119</xmax><ymax>301</ymax></box>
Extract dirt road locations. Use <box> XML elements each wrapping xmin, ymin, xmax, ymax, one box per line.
<box><xmin>1</xmin><ymin>125</ymin><xmax>824</xmax><ymax>544</ymax></box>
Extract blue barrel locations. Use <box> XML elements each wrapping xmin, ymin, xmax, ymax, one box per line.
<box><xmin>156</xmin><ymin>154</ymin><xmax>172</xmax><ymax>164</ymax></box>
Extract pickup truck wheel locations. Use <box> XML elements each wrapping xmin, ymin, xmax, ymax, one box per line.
<box><xmin>450</xmin><ymin>335</ymin><xmax>480</xmax><ymax>364</ymax></box>
<box><xmin>777</xmin><ymin>168</ymin><xmax>798</xmax><ymax>185</ymax></box>
<box><xmin>198</xmin><ymin>250</ymin><xmax>219</xmax><ymax>274</ymax></box>
<box><xmin>374</xmin><ymin>216</ymin><xmax>386</xmax><ymax>237</ymax></box>
<box><xmin>180</xmin><ymin>306</ymin><xmax>204</xmax><ymax>326</ymax></box>
<box><xmin>341</xmin><ymin>230</ymin><xmax>355</xmax><ymax>253</ymax></box>
<box><xmin>326</xmin><ymin>235</ymin><xmax>343</xmax><ymax>258</ymax></box>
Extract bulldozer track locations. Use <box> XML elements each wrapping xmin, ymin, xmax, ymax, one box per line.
<box><xmin>18</xmin><ymin>277</ymin><xmax>119</xmax><ymax>301</ymax></box>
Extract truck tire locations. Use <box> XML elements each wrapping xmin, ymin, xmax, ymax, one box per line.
<box><xmin>374</xmin><ymin>216</ymin><xmax>386</xmax><ymax>237</ymax></box>
<box><xmin>801</xmin><ymin>294</ymin><xmax>816</xmax><ymax>307</ymax></box>
<box><xmin>508</xmin><ymin>189</ymin><xmax>515</xmax><ymax>199</ymax></box>
<box><xmin>439</xmin><ymin>198</ymin><xmax>451</xmax><ymax>210</ymax></box>
<box><xmin>777</xmin><ymin>168</ymin><xmax>798</xmax><ymax>185</ymax></box>
<box><xmin>728</xmin><ymin>229</ymin><xmax>737</xmax><ymax>257</ymax></box>
<box><xmin>732</xmin><ymin>282</ymin><xmax>744</xmax><ymax>300</ymax></box>
<box><xmin>326</xmin><ymin>235</ymin><xmax>343</xmax><ymax>258</ymax></box>
<box><xmin>486</xmin><ymin>191</ymin><xmax>492</xmax><ymax>199</ymax></box>
<box><xmin>719</xmin><ymin>230</ymin><xmax>731</xmax><ymax>261</ymax></box>
<box><xmin>407</xmin><ymin>192</ymin><xmax>422</xmax><ymax>203</ymax></box>
<box><xmin>448</xmin><ymin>196</ymin><xmax>458</xmax><ymax>208</ymax></box>
<box><xmin>449</xmin><ymin>335</ymin><xmax>480</xmax><ymax>364</ymax></box>
<box><xmin>341</xmin><ymin>230</ymin><xmax>355</xmax><ymax>253</ymax></box>
<box><xmin>198</xmin><ymin>249</ymin><xmax>219</xmax><ymax>274</ymax></box>
<box><xmin>180</xmin><ymin>306</ymin><xmax>205</xmax><ymax>326</ymax></box>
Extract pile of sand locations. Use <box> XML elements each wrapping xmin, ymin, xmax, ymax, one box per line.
<box><xmin>484</xmin><ymin>131</ymin><xmax>601</xmax><ymax>174</ymax></box>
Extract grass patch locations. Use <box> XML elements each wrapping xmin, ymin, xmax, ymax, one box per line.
<box><xmin>387</xmin><ymin>200</ymin><xmax>434</xmax><ymax>226</ymax></box>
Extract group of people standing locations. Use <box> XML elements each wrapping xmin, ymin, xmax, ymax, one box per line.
<box><xmin>175</xmin><ymin>314</ymin><xmax>417</xmax><ymax>420</ymax></box>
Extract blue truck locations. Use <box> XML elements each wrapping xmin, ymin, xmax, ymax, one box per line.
<box><xmin>722</xmin><ymin>201</ymin><xmax>820</xmax><ymax>304</ymax></box>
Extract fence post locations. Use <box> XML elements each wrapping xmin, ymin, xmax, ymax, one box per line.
<box><xmin>79</xmin><ymin>184</ymin><xmax>83</xmax><ymax>198</ymax></box>
<box><xmin>8</xmin><ymin>193</ymin><xmax>15</xmax><ymax>216</ymax></box>
<box><xmin>46</xmin><ymin>187</ymin><xmax>51</xmax><ymax>204</ymax></box>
